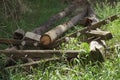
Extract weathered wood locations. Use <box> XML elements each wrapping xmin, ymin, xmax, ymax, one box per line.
<box><xmin>89</xmin><ymin>40</ymin><xmax>106</xmax><ymax>62</ymax></box>
<box><xmin>0</xmin><ymin>50</ymin><xmax>81</xmax><ymax>59</ymax></box>
<box><xmin>32</xmin><ymin>2</ymin><xmax>81</xmax><ymax>35</ymax></box>
<box><xmin>53</xmin><ymin>13</ymin><xmax>119</xmax><ymax>48</ymax></box>
<box><xmin>13</xmin><ymin>29</ymin><xmax>25</xmax><ymax>40</ymax></box>
<box><xmin>24</xmin><ymin>32</ymin><xmax>41</xmax><ymax>41</ymax></box>
<box><xmin>5</xmin><ymin>58</ymin><xmax>60</xmax><ymax>70</ymax></box>
<box><xmin>86</xmin><ymin>30</ymin><xmax>113</xmax><ymax>40</ymax></box>
<box><xmin>40</xmin><ymin>6</ymin><xmax>88</xmax><ymax>46</ymax></box>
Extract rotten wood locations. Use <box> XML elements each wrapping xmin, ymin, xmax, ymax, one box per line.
<box><xmin>32</xmin><ymin>2</ymin><xmax>82</xmax><ymax>35</ymax></box>
<box><xmin>53</xmin><ymin>13</ymin><xmax>119</xmax><ymax>48</ymax></box>
<box><xmin>0</xmin><ymin>50</ymin><xmax>81</xmax><ymax>59</ymax></box>
<box><xmin>40</xmin><ymin>6</ymin><xmax>88</xmax><ymax>46</ymax></box>
<box><xmin>89</xmin><ymin>40</ymin><xmax>106</xmax><ymax>62</ymax></box>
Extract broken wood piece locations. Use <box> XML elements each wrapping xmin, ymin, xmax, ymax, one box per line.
<box><xmin>32</xmin><ymin>2</ymin><xmax>80</xmax><ymax>35</ymax></box>
<box><xmin>0</xmin><ymin>50</ymin><xmax>82</xmax><ymax>59</ymax></box>
<box><xmin>13</xmin><ymin>29</ymin><xmax>25</xmax><ymax>40</ymax></box>
<box><xmin>86</xmin><ymin>30</ymin><xmax>113</xmax><ymax>40</ymax></box>
<box><xmin>24</xmin><ymin>32</ymin><xmax>41</xmax><ymax>41</ymax></box>
<box><xmin>40</xmin><ymin>6</ymin><xmax>88</xmax><ymax>46</ymax></box>
<box><xmin>89</xmin><ymin>40</ymin><xmax>106</xmax><ymax>62</ymax></box>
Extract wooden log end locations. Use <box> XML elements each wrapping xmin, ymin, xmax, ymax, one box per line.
<box><xmin>80</xmin><ymin>16</ymin><xmax>99</xmax><ymax>27</ymax></box>
<box><xmin>13</xmin><ymin>29</ymin><xmax>25</xmax><ymax>40</ymax></box>
<box><xmin>89</xmin><ymin>40</ymin><xmax>106</xmax><ymax>62</ymax></box>
<box><xmin>80</xmin><ymin>17</ymin><xmax>93</xmax><ymax>26</ymax></box>
<box><xmin>40</xmin><ymin>34</ymin><xmax>51</xmax><ymax>46</ymax></box>
<box><xmin>90</xmin><ymin>49</ymin><xmax>105</xmax><ymax>62</ymax></box>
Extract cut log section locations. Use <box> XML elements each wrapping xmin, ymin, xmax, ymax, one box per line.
<box><xmin>89</xmin><ymin>40</ymin><xmax>106</xmax><ymax>62</ymax></box>
<box><xmin>80</xmin><ymin>2</ymin><xmax>99</xmax><ymax>26</ymax></box>
<box><xmin>24</xmin><ymin>32</ymin><xmax>41</xmax><ymax>41</ymax></box>
<box><xmin>13</xmin><ymin>29</ymin><xmax>25</xmax><ymax>40</ymax></box>
<box><xmin>86</xmin><ymin>30</ymin><xmax>113</xmax><ymax>40</ymax></box>
<box><xmin>32</xmin><ymin>2</ymin><xmax>81</xmax><ymax>35</ymax></box>
<box><xmin>0</xmin><ymin>50</ymin><xmax>81</xmax><ymax>59</ymax></box>
<box><xmin>40</xmin><ymin>6</ymin><xmax>88</xmax><ymax>46</ymax></box>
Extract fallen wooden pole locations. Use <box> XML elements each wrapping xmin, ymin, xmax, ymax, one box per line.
<box><xmin>0</xmin><ymin>50</ymin><xmax>82</xmax><ymax>59</ymax></box>
<box><xmin>32</xmin><ymin>2</ymin><xmax>81</xmax><ymax>35</ymax></box>
<box><xmin>53</xmin><ymin>13</ymin><xmax>119</xmax><ymax>48</ymax></box>
<box><xmin>40</xmin><ymin>6</ymin><xmax>88</xmax><ymax>46</ymax></box>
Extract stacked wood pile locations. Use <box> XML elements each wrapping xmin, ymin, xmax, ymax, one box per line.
<box><xmin>0</xmin><ymin>0</ymin><xmax>119</xmax><ymax>70</ymax></box>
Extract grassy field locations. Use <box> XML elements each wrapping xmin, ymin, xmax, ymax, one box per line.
<box><xmin>0</xmin><ymin>0</ymin><xmax>120</xmax><ymax>80</ymax></box>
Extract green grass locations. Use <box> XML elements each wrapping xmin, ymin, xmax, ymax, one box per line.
<box><xmin>0</xmin><ymin>1</ymin><xmax>120</xmax><ymax>80</ymax></box>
